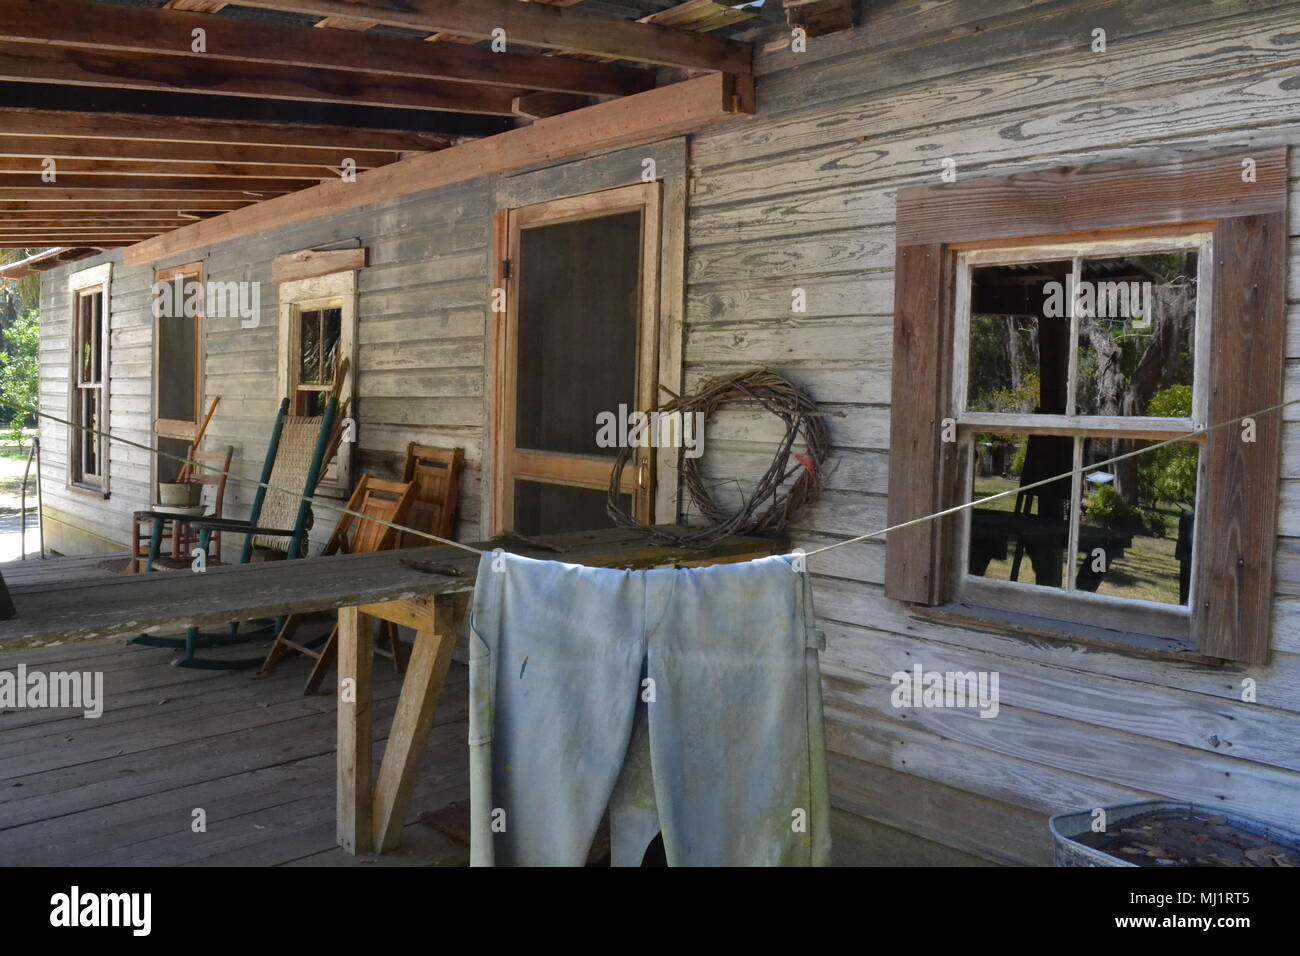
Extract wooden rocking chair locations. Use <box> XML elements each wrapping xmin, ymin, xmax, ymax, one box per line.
<box><xmin>259</xmin><ymin>475</ymin><xmax>417</xmax><ymax>694</ymax></box>
<box><xmin>131</xmin><ymin>388</ymin><xmax>346</xmax><ymax>668</ymax></box>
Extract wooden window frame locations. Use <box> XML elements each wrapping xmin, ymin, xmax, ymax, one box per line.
<box><xmin>489</xmin><ymin>182</ymin><xmax>662</xmax><ymax>536</ymax></box>
<box><xmin>277</xmin><ymin>269</ymin><xmax>357</xmax><ymax>498</ymax></box>
<box><xmin>951</xmin><ymin>232</ymin><xmax>1211</xmax><ymax>640</ymax></box>
<box><xmin>885</xmin><ymin>148</ymin><xmax>1289</xmax><ymax>665</ymax></box>
<box><xmin>67</xmin><ymin>262</ymin><xmax>111</xmax><ymax>497</ymax></box>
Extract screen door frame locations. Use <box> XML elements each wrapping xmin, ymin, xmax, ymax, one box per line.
<box><xmin>490</xmin><ymin>181</ymin><xmax>662</xmax><ymax>536</ymax></box>
<box><xmin>152</xmin><ymin>260</ymin><xmax>205</xmax><ymax>493</ymax></box>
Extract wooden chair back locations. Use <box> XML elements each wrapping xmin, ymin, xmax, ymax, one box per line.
<box><xmin>326</xmin><ymin>476</ymin><xmax>417</xmax><ymax>557</ymax></box>
<box><xmin>188</xmin><ymin>445</ymin><xmax>234</xmax><ymax>517</ymax></box>
<box><xmin>400</xmin><ymin>444</ymin><xmax>464</xmax><ymax>547</ymax></box>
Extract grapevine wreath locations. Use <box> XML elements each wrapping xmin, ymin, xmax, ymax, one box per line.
<box><xmin>607</xmin><ymin>368</ymin><xmax>832</xmax><ymax>549</ymax></box>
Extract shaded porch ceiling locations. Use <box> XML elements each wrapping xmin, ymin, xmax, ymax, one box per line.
<box><xmin>0</xmin><ymin>0</ymin><xmax>773</xmax><ymax>253</ymax></box>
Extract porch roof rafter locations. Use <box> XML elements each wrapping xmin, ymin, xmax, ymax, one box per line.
<box><xmin>0</xmin><ymin>0</ymin><xmax>758</xmax><ymax>247</ymax></box>
<box><xmin>0</xmin><ymin>0</ymin><xmax>655</xmax><ymax>98</ymax></box>
<box><xmin>229</xmin><ymin>0</ymin><xmax>754</xmax><ymax>73</ymax></box>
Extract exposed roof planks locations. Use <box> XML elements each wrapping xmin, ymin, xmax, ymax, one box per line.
<box><xmin>0</xmin><ymin>41</ymin><xmax>528</xmax><ymax>116</ymax></box>
<box><xmin>2</xmin><ymin>0</ymin><xmax>654</xmax><ymax>98</ymax></box>
<box><xmin>231</xmin><ymin>0</ymin><xmax>753</xmax><ymax>73</ymax></box>
<box><xmin>0</xmin><ymin>158</ymin><xmax>348</xmax><ymax>179</ymax></box>
<box><xmin>0</xmin><ymin>135</ymin><xmax>396</xmax><ymax>169</ymax></box>
<box><xmin>0</xmin><ymin>247</ymin><xmax>102</xmax><ymax>278</ymax></box>
<box><xmin>0</xmin><ymin>108</ymin><xmax>449</xmax><ymax>154</ymax></box>
<box><xmin>0</xmin><ymin>0</ymin><xmax>756</xmax><ymax>246</ymax></box>
<box><xmin>0</xmin><ymin>174</ymin><xmax>317</xmax><ymax>192</ymax></box>
<box><xmin>125</xmin><ymin>71</ymin><xmax>753</xmax><ymax>265</ymax></box>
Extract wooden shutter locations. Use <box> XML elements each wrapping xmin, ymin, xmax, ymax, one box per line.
<box><xmin>1193</xmin><ymin>213</ymin><xmax>1287</xmax><ymax>664</ymax></box>
<box><xmin>884</xmin><ymin>243</ymin><xmax>959</xmax><ymax>605</ymax></box>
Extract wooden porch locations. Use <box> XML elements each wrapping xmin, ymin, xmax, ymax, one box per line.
<box><xmin>0</xmin><ymin>528</ymin><xmax>780</xmax><ymax>864</ymax></box>
<box><xmin>0</xmin><ymin>609</ymin><xmax>471</xmax><ymax>867</ymax></box>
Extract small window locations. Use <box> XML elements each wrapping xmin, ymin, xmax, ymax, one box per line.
<box><xmin>70</xmin><ymin>284</ymin><xmax>109</xmax><ymax>491</ymax></box>
<box><xmin>293</xmin><ymin>304</ymin><xmax>343</xmax><ymax>416</ymax></box>
<box><xmin>277</xmin><ymin>270</ymin><xmax>357</xmax><ymax>498</ymax></box>
<box><xmin>885</xmin><ymin>149</ymin><xmax>1289</xmax><ymax>664</ymax></box>
<box><xmin>956</xmin><ymin>238</ymin><xmax>1208</xmax><ymax>627</ymax></box>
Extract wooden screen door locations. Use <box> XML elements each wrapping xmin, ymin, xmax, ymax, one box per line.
<box><xmin>493</xmin><ymin>182</ymin><xmax>661</xmax><ymax>536</ymax></box>
<box><xmin>152</xmin><ymin>262</ymin><xmax>204</xmax><ymax>490</ymax></box>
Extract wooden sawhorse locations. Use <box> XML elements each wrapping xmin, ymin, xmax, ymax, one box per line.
<box><xmin>335</xmin><ymin>590</ymin><xmax>469</xmax><ymax>854</ymax></box>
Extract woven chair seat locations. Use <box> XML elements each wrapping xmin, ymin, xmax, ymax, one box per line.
<box><xmin>252</xmin><ymin>415</ymin><xmax>324</xmax><ymax>553</ymax></box>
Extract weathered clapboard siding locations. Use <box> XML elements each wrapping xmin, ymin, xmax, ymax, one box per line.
<box><xmin>37</xmin><ymin>177</ymin><xmax>497</xmax><ymax>555</ymax></box>
<box><xmin>685</xmin><ymin>0</ymin><xmax>1300</xmax><ymax>862</ymax></box>
<box><xmin>30</xmin><ymin>0</ymin><xmax>1300</xmax><ymax>866</ymax></box>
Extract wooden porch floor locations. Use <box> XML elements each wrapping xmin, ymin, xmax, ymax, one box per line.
<box><xmin>0</xmin><ymin>616</ymin><xmax>470</xmax><ymax>866</ymax></box>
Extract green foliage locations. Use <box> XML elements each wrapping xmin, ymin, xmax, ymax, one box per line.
<box><xmin>1139</xmin><ymin>385</ymin><xmax>1197</xmax><ymax>509</ymax></box>
<box><xmin>0</xmin><ymin>308</ymin><xmax>39</xmax><ymax>444</ymax></box>
<box><xmin>1009</xmin><ymin>440</ymin><xmax>1026</xmax><ymax>477</ymax></box>
<box><xmin>983</xmin><ymin>371</ymin><xmax>1041</xmax><ymax>415</ymax></box>
<box><xmin>1084</xmin><ymin>483</ymin><xmax>1142</xmax><ymax>531</ymax></box>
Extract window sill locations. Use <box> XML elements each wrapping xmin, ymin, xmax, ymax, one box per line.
<box><xmin>912</xmin><ymin>601</ymin><xmax>1224</xmax><ymax>666</ymax></box>
<box><xmin>67</xmin><ymin>482</ymin><xmax>109</xmax><ymax>500</ymax></box>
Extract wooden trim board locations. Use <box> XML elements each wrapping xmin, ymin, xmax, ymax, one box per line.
<box><xmin>123</xmin><ymin>73</ymin><xmax>753</xmax><ymax>267</ymax></box>
<box><xmin>896</xmin><ymin>148</ymin><xmax>1288</xmax><ymax>246</ymax></box>
<box><xmin>272</xmin><ymin>247</ymin><xmax>367</xmax><ymax>284</ymax></box>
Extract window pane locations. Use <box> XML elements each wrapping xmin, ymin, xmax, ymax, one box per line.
<box><xmin>513</xmin><ymin>479</ymin><xmax>629</xmax><ymax>537</ymax></box>
<box><xmin>968</xmin><ymin>432</ymin><xmax>1071</xmax><ymax>589</ymax></box>
<box><xmin>1074</xmin><ymin>252</ymin><xmax>1197</xmax><ymax>418</ymax></box>
<box><xmin>299</xmin><ymin>309</ymin><xmax>321</xmax><ymax>384</ymax></box>
<box><xmin>89</xmin><ymin>292</ymin><xmax>103</xmax><ymax>385</ymax></box>
<box><xmin>81</xmin><ymin>389</ymin><xmax>100</xmax><ymax>477</ymax></box>
<box><xmin>515</xmin><ymin>211</ymin><xmax>641</xmax><ymax>457</ymax></box>
<box><xmin>157</xmin><ymin>310</ymin><xmax>197</xmax><ymax>423</ymax></box>
<box><xmin>296</xmin><ymin>389</ymin><xmax>327</xmax><ymax>417</ymax></box>
<box><xmin>78</xmin><ymin>293</ymin><xmax>95</xmax><ymax>385</ymax></box>
<box><xmin>966</xmin><ymin>260</ymin><xmax>1071</xmax><ymax>414</ymax></box>
<box><xmin>321</xmin><ymin>307</ymin><xmax>342</xmax><ymax>385</ymax></box>
<box><xmin>1076</xmin><ymin>438</ymin><xmax>1198</xmax><ymax>606</ymax></box>
<box><xmin>157</xmin><ymin>435</ymin><xmax>190</xmax><ymax>486</ymax></box>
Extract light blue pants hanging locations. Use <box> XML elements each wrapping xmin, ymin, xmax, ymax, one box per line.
<box><xmin>467</xmin><ymin>550</ymin><xmax>831</xmax><ymax>867</ymax></box>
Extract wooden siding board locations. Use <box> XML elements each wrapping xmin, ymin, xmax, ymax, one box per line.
<box><xmin>1195</xmin><ymin>213</ymin><xmax>1288</xmax><ymax>663</ymax></box>
<box><xmin>32</xmin><ymin>0</ymin><xmax>1300</xmax><ymax>861</ymax></box>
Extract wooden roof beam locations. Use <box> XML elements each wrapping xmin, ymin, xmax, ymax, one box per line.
<box><xmin>0</xmin><ymin>210</ymin><xmax>223</xmax><ymax>220</ymax></box>
<box><xmin>0</xmin><ymin>42</ymin><xmax>524</xmax><ymax>115</ymax></box>
<box><xmin>0</xmin><ymin>135</ymin><xmax>396</xmax><ymax>169</ymax></box>
<box><xmin>0</xmin><ymin>241</ymin><xmax>133</xmax><ymax>248</ymax></box>
<box><xmin>230</xmin><ymin>0</ymin><xmax>752</xmax><ymax>73</ymax></box>
<box><xmin>0</xmin><ymin>189</ymin><xmax>266</xmax><ymax>201</ymax></box>
<box><xmin>0</xmin><ymin>202</ymin><xmax>253</xmax><ymax>212</ymax></box>
<box><xmin>0</xmin><ymin>158</ymin><xmax>352</xmax><ymax>179</ymax></box>
<box><xmin>0</xmin><ymin>221</ymin><xmax>192</xmax><ymax>230</ymax></box>
<box><xmin>125</xmin><ymin>71</ymin><xmax>753</xmax><ymax>266</ymax></box>
<box><xmin>0</xmin><ymin>174</ymin><xmax>313</xmax><ymax>192</ymax></box>
<box><xmin>0</xmin><ymin>108</ymin><xmax>447</xmax><ymax>154</ymax></box>
<box><xmin>3</xmin><ymin>0</ymin><xmax>653</xmax><ymax>98</ymax></box>
<box><xmin>783</xmin><ymin>0</ymin><xmax>855</xmax><ymax>38</ymax></box>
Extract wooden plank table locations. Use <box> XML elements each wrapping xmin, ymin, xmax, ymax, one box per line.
<box><xmin>0</xmin><ymin>527</ymin><xmax>784</xmax><ymax>855</ymax></box>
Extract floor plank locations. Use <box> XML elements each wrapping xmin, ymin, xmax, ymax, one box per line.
<box><xmin>0</xmin><ymin>626</ymin><xmax>469</xmax><ymax>866</ymax></box>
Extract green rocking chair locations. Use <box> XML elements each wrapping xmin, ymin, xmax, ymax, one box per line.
<box><xmin>132</xmin><ymin>390</ymin><xmax>345</xmax><ymax>669</ymax></box>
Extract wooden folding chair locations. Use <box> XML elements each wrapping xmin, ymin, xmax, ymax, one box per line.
<box><xmin>399</xmin><ymin>443</ymin><xmax>464</xmax><ymax>548</ymax></box>
<box><xmin>259</xmin><ymin>475</ymin><xmax>417</xmax><ymax>694</ymax></box>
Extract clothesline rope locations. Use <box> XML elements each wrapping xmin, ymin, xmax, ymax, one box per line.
<box><xmin>0</xmin><ymin>397</ymin><xmax>484</xmax><ymax>556</ymax></box>
<box><xmin>802</xmin><ymin>396</ymin><xmax>1298</xmax><ymax>557</ymax></box>
<box><xmin>5</xmin><ymin>393</ymin><xmax>1296</xmax><ymax>565</ymax></box>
